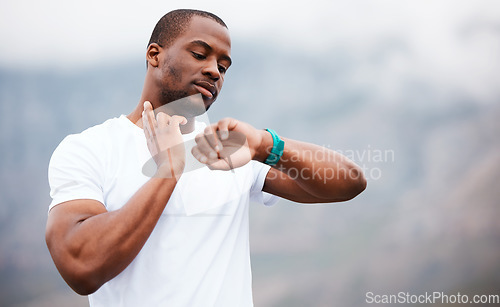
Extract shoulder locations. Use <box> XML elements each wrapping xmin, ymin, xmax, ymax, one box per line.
<box><xmin>74</xmin><ymin>116</ymin><xmax>127</xmax><ymax>143</ymax></box>
<box><xmin>50</xmin><ymin>116</ymin><xmax>128</xmax><ymax>165</ymax></box>
<box><xmin>56</xmin><ymin>116</ymin><xmax>130</xmax><ymax>150</ymax></box>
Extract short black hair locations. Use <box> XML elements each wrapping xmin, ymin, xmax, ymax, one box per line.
<box><xmin>148</xmin><ymin>9</ymin><xmax>227</xmax><ymax>49</ymax></box>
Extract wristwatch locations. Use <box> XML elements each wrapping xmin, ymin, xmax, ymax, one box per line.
<box><xmin>264</xmin><ymin>128</ymin><xmax>285</xmax><ymax>166</ymax></box>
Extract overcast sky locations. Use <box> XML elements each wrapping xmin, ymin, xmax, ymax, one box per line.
<box><xmin>1</xmin><ymin>0</ymin><xmax>499</xmax><ymax>103</ymax></box>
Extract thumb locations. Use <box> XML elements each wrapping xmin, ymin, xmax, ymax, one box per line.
<box><xmin>169</xmin><ymin>115</ymin><xmax>188</xmax><ymax>127</ymax></box>
<box><xmin>143</xmin><ymin>100</ymin><xmax>153</xmax><ymax>112</ymax></box>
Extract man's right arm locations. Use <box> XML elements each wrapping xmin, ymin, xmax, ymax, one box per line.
<box><xmin>46</xmin><ymin>101</ymin><xmax>187</xmax><ymax>295</ymax></box>
<box><xmin>45</xmin><ymin>176</ymin><xmax>176</xmax><ymax>295</ymax></box>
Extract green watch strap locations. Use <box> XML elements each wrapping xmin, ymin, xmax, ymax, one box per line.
<box><xmin>264</xmin><ymin>128</ymin><xmax>285</xmax><ymax>166</ymax></box>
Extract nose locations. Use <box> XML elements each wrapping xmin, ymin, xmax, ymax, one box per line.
<box><xmin>202</xmin><ymin>59</ymin><xmax>220</xmax><ymax>82</ymax></box>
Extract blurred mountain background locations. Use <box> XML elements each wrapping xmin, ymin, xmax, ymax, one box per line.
<box><xmin>1</xmin><ymin>1</ymin><xmax>500</xmax><ymax>306</ymax></box>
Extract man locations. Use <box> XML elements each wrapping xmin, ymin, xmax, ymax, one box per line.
<box><xmin>46</xmin><ymin>9</ymin><xmax>366</xmax><ymax>307</ymax></box>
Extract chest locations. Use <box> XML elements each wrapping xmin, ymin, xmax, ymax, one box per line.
<box><xmin>100</xmin><ymin>133</ymin><xmax>254</xmax><ymax>215</ymax></box>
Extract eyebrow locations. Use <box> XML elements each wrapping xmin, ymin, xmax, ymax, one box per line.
<box><xmin>189</xmin><ymin>40</ymin><xmax>232</xmax><ymax>66</ymax></box>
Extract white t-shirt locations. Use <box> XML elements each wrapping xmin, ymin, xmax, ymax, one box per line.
<box><xmin>48</xmin><ymin>114</ymin><xmax>277</xmax><ymax>307</ymax></box>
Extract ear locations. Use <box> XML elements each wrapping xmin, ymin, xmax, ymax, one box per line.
<box><xmin>146</xmin><ymin>43</ymin><xmax>161</xmax><ymax>68</ymax></box>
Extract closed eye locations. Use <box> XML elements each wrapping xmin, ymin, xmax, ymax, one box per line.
<box><xmin>192</xmin><ymin>52</ymin><xmax>206</xmax><ymax>60</ymax></box>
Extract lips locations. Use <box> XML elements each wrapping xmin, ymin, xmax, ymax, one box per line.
<box><xmin>194</xmin><ymin>80</ymin><xmax>217</xmax><ymax>99</ymax></box>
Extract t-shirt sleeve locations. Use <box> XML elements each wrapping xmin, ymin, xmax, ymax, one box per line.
<box><xmin>48</xmin><ymin>134</ymin><xmax>105</xmax><ymax>212</ymax></box>
<box><xmin>249</xmin><ymin>161</ymin><xmax>279</xmax><ymax>206</ymax></box>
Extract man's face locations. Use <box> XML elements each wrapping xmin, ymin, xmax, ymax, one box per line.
<box><xmin>155</xmin><ymin>16</ymin><xmax>232</xmax><ymax>112</ymax></box>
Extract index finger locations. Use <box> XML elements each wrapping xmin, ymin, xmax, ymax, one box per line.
<box><xmin>142</xmin><ymin>101</ymin><xmax>160</xmax><ymax>154</ymax></box>
<box><xmin>156</xmin><ymin>111</ymin><xmax>169</xmax><ymax>128</ymax></box>
<box><xmin>143</xmin><ymin>101</ymin><xmax>157</xmax><ymax>134</ymax></box>
<box><xmin>203</xmin><ymin>124</ymin><xmax>222</xmax><ymax>153</ymax></box>
<box><xmin>216</xmin><ymin>118</ymin><xmax>238</xmax><ymax>140</ymax></box>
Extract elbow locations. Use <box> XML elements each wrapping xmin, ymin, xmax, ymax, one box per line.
<box><xmin>70</xmin><ymin>273</ymin><xmax>101</xmax><ymax>296</ymax></box>
<box><xmin>348</xmin><ymin>167</ymin><xmax>367</xmax><ymax>199</ymax></box>
<box><xmin>73</xmin><ymin>284</ymin><xmax>100</xmax><ymax>296</ymax></box>
<box><xmin>352</xmin><ymin>173</ymin><xmax>367</xmax><ymax>198</ymax></box>
<box><xmin>64</xmin><ymin>265</ymin><xmax>103</xmax><ymax>295</ymax></box>
<box><xmin>339</xmin><ymin>167</ymin><xmax>367</xmax><ymax>201</ymax></box>
<box><xmin>46</xmin><ymin>244</ymin><xmax>102</xmax><ymax>295</ymax></box>
<box><xmin>47</xmin><ymin>250</ymin><xmax>104</xmax><ymax>295</ymax></box>
<box><xmin>70</xmin><ymin>283</ymin><xmax>99</xmax><ymax>296</ymax></box>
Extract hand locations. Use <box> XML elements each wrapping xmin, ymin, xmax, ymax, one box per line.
<box><xmin>191</xmin><ymin>118</ymin><xmax>267</xmax><ymax>170</ymax></box>
<box><xmin>142</xmin><ymin>101</ymin><xmax>187</xmax><ymax>178</ymax></box>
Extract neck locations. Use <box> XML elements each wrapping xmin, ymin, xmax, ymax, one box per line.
<box><xmin>127</xmin><ymin>102</ymin><xmax>196</xmax><ymax>135</ymax></box>
<box><xmin>129</xmin><ymin>73</ymin><xmax>199</xmax><ymax>134</ymax></box>
<box><xmin>180</xmin><ymin>117</ymin><xmax>195</xmax><ymax>134</ymax></box>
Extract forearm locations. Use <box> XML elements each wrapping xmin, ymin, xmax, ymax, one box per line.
<box><xmin>191</xmin><ymin>119</ymin><xmax>366</xmax><ymax>202</ymax></box>
<box><xmin>255</xmin><ymin>131</ymin><xmax>366</xmax><ymax>200</ymax></box>
<box><xmin>52</xmin><ymin>176</ymin><xmax>177</xmax><ymax>294</ymax></box>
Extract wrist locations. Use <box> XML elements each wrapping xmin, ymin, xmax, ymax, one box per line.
<box><xmin>254</xmin><ymin>129</ymin><xmax>274</xmax><ymax>162</ymax></box>
<box><xmin>263</xmin><ymin>129</ymin><xmax>285</xmax><ymax>166</ymax></box>
<box><xmin>153</xmin><ymin>151</ymin><xmax>185</xmax><ymax>180</ymax></box>
<box><xmin>154</xmin><ymin>164</ymin><xmax>181</xmax><ymax>180</ymax></box>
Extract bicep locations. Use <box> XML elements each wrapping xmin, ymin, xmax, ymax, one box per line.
<box><xmin>46</xmin><ymin>199</ymin><xmax>107</xmax><ymax>258</ymax></box>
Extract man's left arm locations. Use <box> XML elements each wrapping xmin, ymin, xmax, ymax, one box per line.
<box><xmin>257</xmin><ymin>135</ymin><xmax>366</xmax><ymax>203</ymax></box>
<box><xmin>192</xmin><ymin>118</ymin><xmax>366</xmax><ymax>203</ymax></box>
